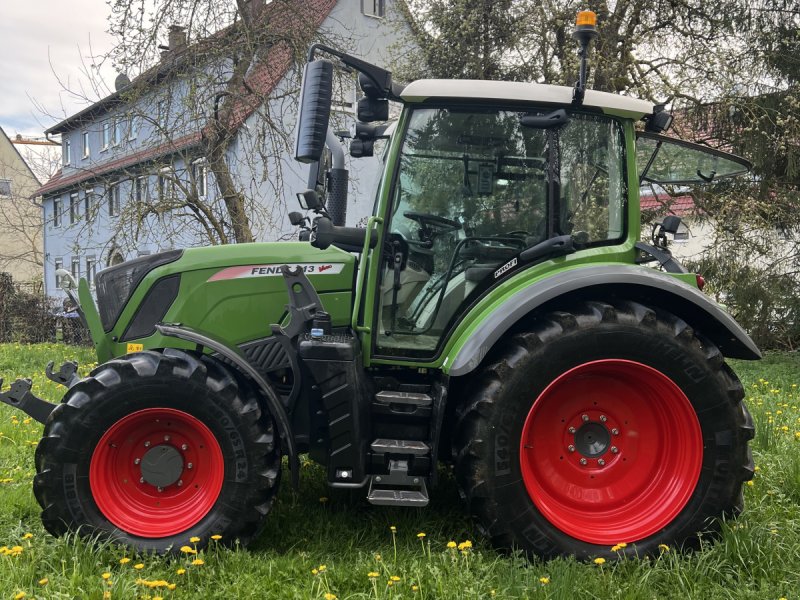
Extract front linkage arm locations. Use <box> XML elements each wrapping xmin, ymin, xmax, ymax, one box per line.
<box><xmin>0</xmin><ymin>378</ymin><xmax>57</xmax><ymax>425</ymax></box>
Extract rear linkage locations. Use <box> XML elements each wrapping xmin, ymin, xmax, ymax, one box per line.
<box><xmin>0</xmin><ymin>360</ymin><xmax>80</xmax><ymax>425</ymax></box>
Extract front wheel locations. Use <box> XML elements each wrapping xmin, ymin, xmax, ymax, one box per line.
<box><xmin>453</xmin><ymin>300</ymin><xmax>754</xmax><ymax>558</ymax></box>
<box><xmin>33</xmin><ymin>349</ymin><xmax>281</xmax><ymax>553</ymax></box>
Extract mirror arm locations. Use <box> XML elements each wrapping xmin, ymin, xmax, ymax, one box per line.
<box><xmin>307</xmin><ymin>43</ymin><xmax>400</xmax><ymax>101</ymax></box>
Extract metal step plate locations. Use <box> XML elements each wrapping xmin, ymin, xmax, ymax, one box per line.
<box><xmin>374</xmin><ymin>390</ymin><xmax>433</xmax><ymax>406</ymax></box>
<box><xmin>371</xmin><ymin>438</ymin><xmax>430</xmax><ymax>455</ymax></box>
<box><xmin>367</xmin><ymin>488</ymin><xmax>430</xmax><ymax>507</ymax></box>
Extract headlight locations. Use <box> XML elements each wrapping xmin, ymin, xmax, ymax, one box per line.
<box><xmin>95</xmin><ymin>250</ymin><xmax>182</xmax><ymax>332</ymax></box>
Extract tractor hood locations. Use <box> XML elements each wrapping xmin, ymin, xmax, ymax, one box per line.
<box><xmin>88</xmin><ymin>242</ymin><xmax>357</xmax><ymax>361</ymax></box>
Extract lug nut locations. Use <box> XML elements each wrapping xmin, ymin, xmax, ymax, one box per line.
<box><xmin>600</xmin><ymin>415</ymin><xmax>607</xmax><ymax>422</ymax></box>
<box><xmin>579</xmin><ymin>458</ymin><xmax>587</xmax><ymax>465</ymax></box>
<box><xmin>181</xmin><ymin>444</ymin><xmax>188</xmax><ymax>451</ymax></box>
<box><xmin>568</xmin><ymin>426</ymin><xmax>576</xmax><ymax>434</ymax></box>
<box><xmin>611</xmin><ymin>428</ymin><xmax>619</xmax><ymax>435</ymax></box>
<box><xmin>568</xmin><ymin>444</ymin><xmax>576</xmax><ymax>452</ymax></box>
<box><xmin>611</xmin><ymin>446</ymin><xmax>619</xmax><ymax>454</ymax></box>
<box><xmin>581</xmin><ymin>414</ymin><xmax>589</xmax><ymax>422</ymax></box>
<box><xmin>598</xmin><ymin>459</ymin><xmax>606</xmax><ymax>466</ymax></box>
<box><xmin>164</xmin><ymin>435</ymin><xmax>171</xmax><ymax>442</ymax></box>
<box><xmin>187</xmin><ymin>463</ymin><xmax>193</xmax><ymax>470</ymax></box>
<box><xmin>134</xmin><ymin>458</ymin><xmax>141</xmax><ymax>465</ymax></box>
<box><xmin>144</xmin><ymin>441</ymin><xmax>151</xmax><ymax>448</ymax></box>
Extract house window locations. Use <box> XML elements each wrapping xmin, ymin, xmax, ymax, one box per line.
<box><xmin>71</xmin><ymin>257</ymin><xmax>80</xmax><ymax>281</ymax></box>
<box><xmin>193</xmin><ymin>160</ymin><xmax>207</xmax><ymax>198</ymax></box>
<box><xmin>84</xmin><ymin>189</ymin><xmax>94</xmax><ymax>218</ymax></box>
<box><xmin>85</xmin><ymin>257</ymin><xmax>97</xmax><ymax>287</ymax></box>
<box><xmin>0</xmin><ymin>179</ymin><xmax>11</xmax><ymax>197</ymax></box>
<box><xmin>362</xmin><ymin>0</ymin><xmax>384</xmax><ymax>17</ymax></box>
<box><xmin>63</xmin><ymin>139</ymin><xmax>71</xmax><ymax>165</ymax></box>
<box><xmin>53</xmin><ymin>198</ymin><xmax>62</xmax><ymax>227</ymax></box>
<box><xmin>129</xmin><ymin>114</ymin><xmax>139</xmax><ymax>140</ymax></box>
<box><xmin>114</xmin><ymin>118</ymin><xmax>124</xmax><ymax>146</ymax></box>
<box><xmin>135</xmin><ymin>176</ymin><xmax>149</xmax><ymax>202</ymax></box>
<box><xmin>102</xmin><ymin>122</ymin><xmax>111</xmax><ymax>149</ymax></box>
<box><xmin>109</xmin><ymin>183</ymin><xmax>121</xmax><ymax>216</ymax></box>
<box><xmin>69</xmin><ymin>192</ymin><xmax>80</xmax><ymax>224</ymax></box>
<box><xmin>54</xmin><ymin>258</ymin><xmax>63</xmax><ymax>288</ymax></box>
<box><xmin>82</xmin><ymin>131</ymin><xmax>90</xmax><ymax>158</ymax></box>
<box><xmin>158</xmin><ymin>168</ymin><xmax>175</xmax><ymax>201</ymax></box>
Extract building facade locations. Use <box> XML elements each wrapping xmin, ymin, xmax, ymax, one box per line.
<box><xmin>36</xmin><ymin>0</ymin><xmax>408</xmax><ymax>299</ymax></box>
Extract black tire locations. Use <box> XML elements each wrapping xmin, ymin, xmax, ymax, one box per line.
<box><xmin>33</xmin><ymin>348</ymin><xmax>281</xmax><ymax>553</ymax></box>
<box><xmin>453</xmin><ymin>300</ymin><xmax>754</xmax><ymax>559</ymax></box>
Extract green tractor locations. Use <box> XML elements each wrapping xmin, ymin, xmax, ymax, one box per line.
<box><xmin>2</xmin><ymin>12</ymin><xmax>757</xmax><ymax>558</ymax></box>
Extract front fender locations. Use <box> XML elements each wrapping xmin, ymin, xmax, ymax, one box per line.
<box><xmin>446</xmin><ymin>265</ymin><xmax>761</xmax><ymax>377</ymax></box>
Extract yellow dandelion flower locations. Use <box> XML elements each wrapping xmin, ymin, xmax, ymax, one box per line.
<box><xmin>319</xmin><ymin>496</ymin><xmax>329</xmax><ymax>503</ymax></box>
<box><xmin>412</xmin><ymin>585</ymin><xmax>419</xmax><ymax>591</ymax></box>
<box><xmin>103</xmin><ymin>592</ymin><xmax>111</xmax><ymax>600</ymax></box>
<box><xmin>38</xmin><ymin>578</ymin><xmax>48</xmax><ymax>586</ymax></box>
<box><xmin>375</xmin><ymin>553</ymin><xmax>382</xmax><ymax>561</ymax></box>
<box><xmin>133</xmin><ymin>563</ymin><xmax>144</xmax><ymax>570</ymax></box>
<box><xmin>617</xmin><ymin>542</ymin><xmax>627</xmax><ymax>548</ymax></box>
<box><xmin>119</xmin><ymin>557</ymin><xmax>131</xmax><ymax>564</ymax></box>
<box><xmin>391</xmin><ymin>575</ymin><xmax>401</xmax><ymax>582</ymax></box>
<box><xmin>192</xmin><ymin>558</ymin><xmax>205</xmax><ymax>565</ymax></box>
<box><xmin>102</xmin><ymin>572</ymin><xmax>112</xmax><ymax>580</ymax></box>
<box><xmin>211</xmin><ymin>534</ymin><xmax>222</xmax><ymax>540</ymax></box>
<box><xmin>176</xmin><ymin>568</ymin><xmax>186</xmax><ymax>575</ymax></box>
<box><xmin>368</xmin><ymin>572</ymin><xmax>380</xmax><ymax>578</ymax></box>
<box><xmin>179</xmin><ymin>545</ymin><xmax>196</xmax><ymax>554</ymax></box>
<box><xmin>167</xmin><ymin>583</ymin><xmax>176</xmax><ymax>591</ymax></box>
<box><xmin>417</xmin><ymin>532</ymin><xmax>426</xmax><ymax>538</ymax></box>
<box><xmin>747</xmin><ymin>480</ymin><xmax>755</xmax><ymax>486</ymax></box>
<box><xmin>611</xmin><ymin>545</ymin><xmax>621</xmax><ymax>552</ymax></box>
<box><xmin>189</xmin><ymin>536</ymin><xmax>201</xmax><ymax>543</ymax></box>
<box><xmin>658</xmin><ymin>544</ymin><xmax>670</xmax><ymax>552</ymax></box>
<box><xmin>154</xmin><ymin>597</ymin><xmax>163</xmax><ymax>600</ymax></box>
<box><xmin>14</xmin><ymin>593</ymin><xmax>25</xmax><ymax>600</ymax></box>
<box><xmin>21</xmin><ymin>533</ymin><xmax>33</xmax><ymax>539</ymax></box>
<box><xmin>324</xmin><ymin>594</ymin><xmax>337</xmax><ymax>600</ymax></box>
<box><xmin>593</xmin><ymin>557</ymin><xmax>606</xmax><ymax>565</ymax></box>
<box><xmin>447</xmin><ymin>541</ymin><xmax>457</xmax><ymax>548</ymax></box>
<box><xmin>389</xmin><ymin>525</ymin><xmax>397</xmax><ymax>533</ymax></box>
<box><xmin>311</xmin><ymin>568</ymin><xmax>318</xmax><ymax>576</ymax></box>
<box><xmin>387</xmin><ymin>581</ymin><xmax>394</xmax><ymax>587</ymax></box>
<box><xmin>318</xmin><ymin>564</ymin><xmax>327</xmax><ymax>572</ymax></box>
<box><xmin>539</xmin><ymin>577</ymin><xmax>550</xmax><ymax>584</ymax></box>
<box><xmin>457</xmin><ymin>540</ymin><xmax>473</xmax><ymax>550</ymax></box>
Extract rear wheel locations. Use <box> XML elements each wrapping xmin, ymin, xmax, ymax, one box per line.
<box><xmin>453</xmin><ymin>300</ymin><xmax>754</xmax><ymax>558</ymax></box>
<box><xmin>34</xmin><ymin>349</ymin><xmax>281</xmax><ymax>553</ymax></box>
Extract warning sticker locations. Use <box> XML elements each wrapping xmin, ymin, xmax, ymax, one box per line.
<box><xmin>208</xmin><ymin>263</ymin><xmax>345</xmax><ymax>282</ymax></box>
<box><xmin>126</xmin><ymin>343</ymin><xmax>144</xmax><ymax>353</ymax></box>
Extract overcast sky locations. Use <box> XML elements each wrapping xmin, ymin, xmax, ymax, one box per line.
<box><xmin>0</xmin><ymin>0</ymin><xmax>117</xmax><ymax>136</ymax></box>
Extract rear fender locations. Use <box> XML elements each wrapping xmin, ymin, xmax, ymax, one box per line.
<box><xmin>446</xmin><ymin>265</ymin><xmax>761</xmax><ymax>377</ymax></box>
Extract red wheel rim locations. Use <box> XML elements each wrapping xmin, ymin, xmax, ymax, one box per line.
<box><xmin>90</xmin><ymin>408</ymin><xmax>224</xmax><ymax>538</ymax></box>
<box><xmin>519</xmin><ymin>359</ymin><xmax>703</xmax><ymax>545</ymax></box>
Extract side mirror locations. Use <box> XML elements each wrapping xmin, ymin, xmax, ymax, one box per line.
<box><xmin>288</xmin><ymin>211</ymin><xmax>306</xmax><ymax>226</ymax></box>
<box><xmin>56</xmin><ymin>268</ymin><xmax>77</xmax><ymax>290</ymax></box>
<box><xmin>357</xmin><ymin>97</ymin><xmax>389</xmax><ymax>122</ymax></box>
<box><xmin>297</xmin><ymin>189</ymin><xmax>322</xmax><ymax>211</ymax></box>
<box><xmin>294</xmin><ymin>60</ymin><xmax>334</xmax><ymax>163</ymax></box>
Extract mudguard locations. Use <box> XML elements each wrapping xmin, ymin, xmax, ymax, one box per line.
<box><xmin>447</xmin><ymin>265</ymin><xmax>761</xmax><ymax>376</ymax></box>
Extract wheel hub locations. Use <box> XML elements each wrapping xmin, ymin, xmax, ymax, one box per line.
<box><xmin>573</xmin><ymin>421</ymin><xmax>610</xmax><ymax>457</ymax></box>
<box><xmin>140</xmin><ymin>445</ymin><xmax>184</xmax><ymax>488</ymax></box>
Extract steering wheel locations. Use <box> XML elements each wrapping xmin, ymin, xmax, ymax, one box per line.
<box><xmin>403</xmin><ymin>211</ymin><xmax>462</xmax><ymax>232</ymax></box>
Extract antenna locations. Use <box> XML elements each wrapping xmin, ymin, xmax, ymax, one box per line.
<box><xmin>572</xmin><ymin>10</ymin><xmax>598</xmax><ymax>106</ymax></box>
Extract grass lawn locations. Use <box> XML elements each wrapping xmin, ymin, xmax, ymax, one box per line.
<box><xmin>1</xmin><ymin>343</ymin><xmax>799</xmax><ymax>599</ymax></box>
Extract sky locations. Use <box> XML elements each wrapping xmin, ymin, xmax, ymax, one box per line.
<box><xmin>0</xmin><ymin>0</ymin><xmax>117</xmax><ymax>136</ymax></box>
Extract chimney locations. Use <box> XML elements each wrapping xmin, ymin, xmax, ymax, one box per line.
<box><xmin>167</xmin><ymin>25</ymin><xmax>187</xmax><ymax>52</ymax></box>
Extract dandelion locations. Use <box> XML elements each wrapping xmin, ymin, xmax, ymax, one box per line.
<box><xmin>593</xmin><ymin>557</ymin><xmax>606</xmax><ymax>565</ymax></box>
<box><xmin>324</xmin><ymin>594</ymin><xmax>337</xmax><ymax>600</ymax></box>
<box><xmin>417</xmin><ymin>532</ymin><xmax>426</xmax><ymax>538</ymax></box>
<box><xmin>38</xmin><ymin>578</ymin><xmax>48</xmax><ymax>586</ymax></box>
<box><xmin>192</xmin><ymin>558</ymin><xmax>205</xmax><ymax>565</ymax></box>
<box><xmin>211</xmin><ymin>534</ymin><xmax>222</xmax><ymax>540</ymax></box>
<box><xmin>611</xmin><ymin>545</ymin><xmax>622</xmax><ymax>552</ymax></box>
<box><xmin>389</xmin><ymin>525</ymin><xmax>396</xmax><ymax>533</ymax></box>
<box><xmin>391</xmin><ymin>575</ymin><xmax>401</xmax><ymax>582</ymax></box>
<box><xmin>176</xmin><ymin>568</ymin><xmax>186</xmax><ymax>575</ymax></box>
<box><xmin>133</xmin><ymin>563</ymin><xmax>144</xmax><ymax>570</ymax></box>
<box><xmin>412</xmin><ymin>585</ymin><xmax>419</xmax><ymax>591</ymax></box>
<box><xmin>21</xmin><ymin>533</ymin><xmax>33</xmax><ymax>539</ymax></box>
<box><xmin>119</xmin><ymin>557</ymin><xmax>131</xmax><ymax>564</ymax></box>
<box><xmin>13</xmin><ymin>593</ymin><xmax>25</xmax><ymax>600</ymax></box>
<box><xmin>447</xmin><ymin>541</ymin><xmax>457</xmax><ymax>549</ymax></box>
<box><xmin>539</xmin><ymin>577</ymin><xmax>550</xmax><ymax>584</ymax></box>
<box><xmin>103</xmin><ymin>592</ymin><xmax>111</xmax><ymax>600</ymax></box>
<box><xmin>457</xmin><ymin>540</ymin><xmax>472</xmax><ymax>551</ymax></box>
<box><xmin>658</xmin><ymin>544</ymin><xmax>670</xmax><ymax>552</ymax></box>
<box><xmin>180</xmin><ymin>545</ymin><xmax>197</xmax><ymax>554</ymax></box>
<box><xmin>189</xmin><ymin>536</ymin><xmax>200</xmax><ymax>543</ymax></box>
<box><xmin>368</xmin><ymin>572</ymin><xmax>380</xmax><ymax>578</ymax></box>
<box><xmin>747</xmin><ymin>480</ymin><xmax>755</xmax><ymax>486</ymax></box>
<box><xmin>318</xmin><ymin>564</ymin><xmax>327</xmax><ymax>572</ymax></box>
<box><xmin>375</xmin><ymin>554</ymin><xmax>382</xmax><ymax>562</ymax></box>
<box><xmin>102</xmin><ymin>572</ymin><xmax>112</xmax><ymax>580</ymax></box>
<box><xmin>319</xmin><ymin>497</ymin><xmax>329</xmax><ymax>504</ymax></box>
<box><xmin>167</xmin><ymin>584</ymin><xmax>176</xmax><ymax>591</ymax></box>
<box><xmin>312</xmin><ymin>569</ymin><xmax>319</xmax><ymax>576</ymax></box>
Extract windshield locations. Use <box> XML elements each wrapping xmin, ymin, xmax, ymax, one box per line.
<box><xmin>375</xmin><ymin>107</ymin><xmax>627</xmax><ymax>358</ymax></box>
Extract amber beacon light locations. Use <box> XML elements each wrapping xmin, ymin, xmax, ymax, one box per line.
<box><xmin>575</xmin><ymin>10</ymin><xmax>597</xmax><ymax>28</ymax></box>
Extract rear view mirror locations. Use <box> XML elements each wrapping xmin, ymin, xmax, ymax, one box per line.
<box><xmin>294</xmin><ymin>60</ymin><xmax>334</xmax><ymax>163</ymax></box>
<box><xmin>357</xmin><ymin>97</ymin><xmax>389</xmax><ymax>122</ymax></box>
<box><xmin>297</xmin><ymin>189</ymin><xmax>322</xmax><ymax>210</ymax></box>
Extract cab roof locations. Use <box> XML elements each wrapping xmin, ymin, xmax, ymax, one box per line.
<box><xmin>400</xmin><ymin>80</ymin><xmax>654</xmax><ymax>120</ymax></box>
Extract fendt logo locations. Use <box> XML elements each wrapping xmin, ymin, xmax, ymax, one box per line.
<box><xmin>494</xmin><ymin>257</ymin><xmax>518</xmax><ymax>279</ymax></box>
<box><xmin>208</xmin><ymin>263</ymin><xmax>345</xmax><ymax>281</ymax></box>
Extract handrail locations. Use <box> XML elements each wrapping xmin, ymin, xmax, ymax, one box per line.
<box><xmin>351</xmin><ymin>215</ymin><xmax>383</xmax><ymax>332</ymax></box>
